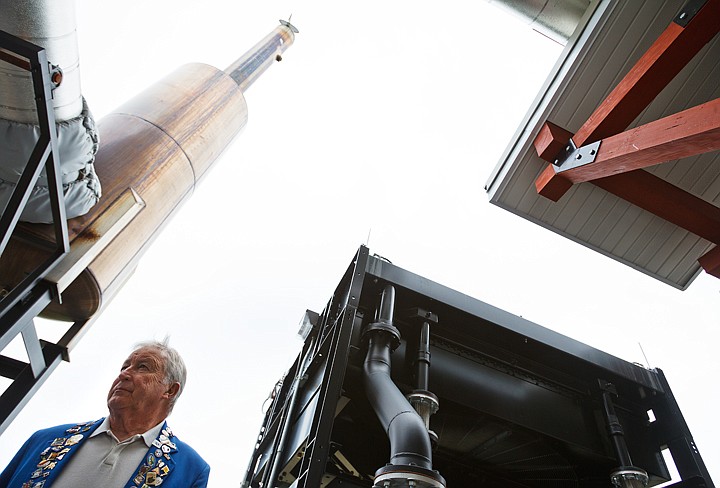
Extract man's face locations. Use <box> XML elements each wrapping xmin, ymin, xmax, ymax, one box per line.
<box><xmin>107</xmin><ymin>347</ymin><xmax>173</xmax><ymax>418</ymax></box>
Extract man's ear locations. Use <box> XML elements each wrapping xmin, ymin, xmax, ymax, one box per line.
<box><xmin>165</xmin><ymin>382</ymin><xmax>181</xmax><ymax>400</ymax></box>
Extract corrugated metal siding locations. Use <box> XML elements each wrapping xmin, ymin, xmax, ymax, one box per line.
<box><xmin>488</xmin><ymin>0</ymin><xmax>720</xmax><ymax>289</ymax></box>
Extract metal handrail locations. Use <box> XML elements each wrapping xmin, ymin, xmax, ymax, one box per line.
<box><xmin>0</xmin><ymin>29</ymin><xmax>71</xmax><ymax>437</ymax></box>
<box><xmin>0</xmin><ymin>29</ymin><xmax>69</xmax><ymax>319</ymax></box>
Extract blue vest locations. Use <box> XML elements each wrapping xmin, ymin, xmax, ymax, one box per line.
<box><xmin>0</xmin><ymin>420</ymin><xmax>209</xmax><ymax>488</ymax></box>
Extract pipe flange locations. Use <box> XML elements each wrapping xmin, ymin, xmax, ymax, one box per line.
<box><xmin>373</xmin><ymin>465</ymin><xmax>446</xmax><ymax>488</ymax></box>
<box><xmin>363</xmin><ymin>321</ymin><xmax>401</xmax><ymax>349</ymax></box>
<box><xmin>407</xmin><ymin>390</ymin><xmax>439</xmax><ymax>415</ymax></box>
<box><xmin>428</xmin><ymin>430</ymin><xmax>439</xmax><ymax>450</ymax></box>
<box><xmin>610</xmin><ymin>467</ymin><xmax>649</xmax><ymax>488</ymax></box>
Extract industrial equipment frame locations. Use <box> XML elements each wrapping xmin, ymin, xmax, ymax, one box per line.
<box><xmin>242</xmin><ymin>246</ymin><xmax>714</xmax><ymax>488</ymax></box>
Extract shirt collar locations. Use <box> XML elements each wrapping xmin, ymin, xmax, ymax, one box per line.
<box><xmin>91</xmin><ymin>417</ymin><xmax>166</xmax><ymax>448</ymax></box>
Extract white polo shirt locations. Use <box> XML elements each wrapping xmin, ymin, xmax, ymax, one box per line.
<box><xmin>52</xmin><ymin>418</ymin><xmax>165</xmax><ymax>488</ymax></box>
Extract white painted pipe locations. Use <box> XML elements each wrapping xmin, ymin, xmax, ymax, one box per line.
<box><xmin>0</xmin><ymin>0</ymin><xmax>83</xmax><ymax>122</ymax></box>
<box><xmin>0</xmin><ymin>0</ymin><xmax>99</xmax><ymax>223</ymax></box>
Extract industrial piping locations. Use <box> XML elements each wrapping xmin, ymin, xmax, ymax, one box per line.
<box><xmin>407</xmin><ymin>313</ymin><xmax>440</xmax><ymax>447</ymax></box>
<box><xmin>600</xmin><ymin>381</ymin><xmax>649</xmax><ymax>488</ymax></box>
<box><xmin>362</xmin><ymin>284</ymin><xmax>446</xmax><ymax>488</ymax></box>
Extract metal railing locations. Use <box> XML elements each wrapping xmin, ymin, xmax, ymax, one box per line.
<box><xmin>0</xmin><ymin>29</ymin><xmax>71</xmax><ymax>435</ymax></box>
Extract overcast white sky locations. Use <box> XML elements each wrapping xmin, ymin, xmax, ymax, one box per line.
<box><xmin>2</xmin><ymin>1</ymin><xmax>718</xmax><ymax>486</ymax></box>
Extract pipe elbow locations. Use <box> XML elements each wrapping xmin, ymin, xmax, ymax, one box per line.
<box><xmin>363</xmin><ymin>331</ymin><xmax>433</xmax><ymax>470</ymax></box>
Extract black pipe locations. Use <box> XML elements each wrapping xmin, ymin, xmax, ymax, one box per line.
<box><xmin>363</xmin><ymin>285</ymin><xmax>433</xmax><ymax>469</ymax></box>
<box><xmin>599</xmin><ymin>380</ymin><xmax>648</xmax><ymax>488</ymax></box>
<box><xmin>601</xmin><ymin>389</ymin><xmax>633</xmax><ymax>468</ymax></box>
<box><xmin>377</xmin><ymin>283</ymin><xmax>395</xmax><ymax>324</ymax></box>
<box><xmin>416</xmin><ymin>320</ymin><xmax>431</xmax><ymax>390</ymax></box>
<box><xmin>364</xmin><ymin>330</ymin><xmax>433</xmax><ymax>468</ymax></box>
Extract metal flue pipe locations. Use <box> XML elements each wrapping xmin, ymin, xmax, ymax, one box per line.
<box><xmin>0</xmin><ymin>21</ymin><xmax>297</xmax><ymax>321</ymax></box>
<box><xmin>483</xmin><ymin>0</ymin><xmax>591</xmax><ymax>44</ymax></box>
<box><xmin>363</xmin><ymin>285</ymin><xmax>445</xmax><ymax>488</ymax></box>
<box><xmin>225</xmin><ymin>20</ymin><xmax>298</xmax><ymax>92</ymax></box>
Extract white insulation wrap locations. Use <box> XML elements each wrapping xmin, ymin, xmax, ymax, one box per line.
<box><xmin>0</xmin><ymin>0</ymin><xmax>101</xmax><ymax>222</ymax></box>
<box><xmin>0</xmin><ymin>101</ymin><xmax>100</xmax><ymax>222</ymax></box>
<box><xmin>0</xmin><ymin>0</ymin><xmax>82</xmax><ymax>122</ymax></box>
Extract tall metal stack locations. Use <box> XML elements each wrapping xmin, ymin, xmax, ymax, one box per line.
<box><xmin>0</xmin><ymin>1</ymin><xmax>297</xmax><ymax>434</ymax></box>
<box><xmin>242</xmin><ymin>247</ymin><xmax>714</xmax><ymax>488</ymax></box>
<box><xmin>0</xmin><ymin>11</ymin><xmax>297</xmax><ymax>321</ymax></box>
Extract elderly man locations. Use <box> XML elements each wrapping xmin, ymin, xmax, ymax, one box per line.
<box><xmin>0</xmin><ymin>340</ymin><xmax>209</xmax><ymax>487</ymax></box>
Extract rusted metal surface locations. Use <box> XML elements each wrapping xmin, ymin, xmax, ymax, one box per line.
<box><xmin>116</xmin><ymin>63</ymin><xmax>248</xmax><ymax>180</ymax></box>
<box><xmin>2</xmin><ymin>64</ymin><xmax>247</xmax><ymax>320</ymax></box>
<box><xmin>44</xmin><ymin>188</ymin><xmax>145</xmax><ymax>293</ymax></box>
<box><xmin>0</xmin><ymin>20</ymin><xmax>292</xmax><ymax>321</ymax></box>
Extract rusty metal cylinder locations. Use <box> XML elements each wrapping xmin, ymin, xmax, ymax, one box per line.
<box><xmin>0</xmin><ymin>63</ymin><xmax>247</xmax><ymax>320</ymax></box>
<box><xmin>64</xmin><ymin>63</ymin><xmax>248</xmax><ymax>319</ymax></box>
<box><xmin>0</xmin><ymin>22</ymin><xmax>295</xmax><ymax>321</ymax></box>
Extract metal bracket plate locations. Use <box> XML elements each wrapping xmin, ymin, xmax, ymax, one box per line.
<box><xmin>552</xmin><ymin>138</ymin><xmax>601</xmax><ymax>173</ymax></box>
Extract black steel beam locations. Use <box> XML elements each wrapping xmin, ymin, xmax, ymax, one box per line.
<box><xmin>653</xmin><ymin>369</ymin><xmax>715</xmax><ymax>487</ymax></box>
<box><xmin>0</xmin><ymin>342</ymin><xmax>65</xmax><ymax>435</ymax></box>
<box><xmin>294</xmin><ymin>247</ymin><xmax>370</xmax><ymax>488</ymax></box>
<box><xmin>0</xmin><ymin>29</ymin><xmax>68</xmax><ymax>258</ymax></box>
<box><xmin>364</xmin><ymin>254</ymin><xmax>662</xmax><ymax>392</ymax></box>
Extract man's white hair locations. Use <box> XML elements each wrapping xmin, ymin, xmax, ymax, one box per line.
<box><xmin>134</xmin><ymin>338</ymin><xmax>187</xmax><ymax>412</ymax></box>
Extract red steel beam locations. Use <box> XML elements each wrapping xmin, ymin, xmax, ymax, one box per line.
<box><xmin>530</xmin><ymin>2</ymin><xmax>720</xmax><ymax>278</ymax></box>
<box><xmin>592</xmin><ymin>170</ymin><xmax>720</xmax><ymax>245</ymax></box>
<box><xmin>533</xmin><ymin>113</ymin><xmax>720</xmax><ymax>269</ymax></box>
<box><xmin>542</xmin><ymin>97</ymin><xmax>720</xmax><ymax>189</ymax></box>
<box><xmin>534</xmin><ymin>0</ymin><xmax>720</xmax><ymax>200</ymax></box>
<box><xmin>534</xmin><ymin>121</ymin><xmax>574</xmax><ymax>162</ymax></box>
<box><xmin>533</xmin><ymin>122</ymin><xmax>573</xmax><ymax>200</ymax></box>
<box><xmin>698</xmin><ymin>245</ymin><xmax>720</xmax><ymax>278</ymax></box>
<box><xmin>573</xmin><ymin>0</ymin><xmax>720</xmax><ymax>147</ymax></box>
